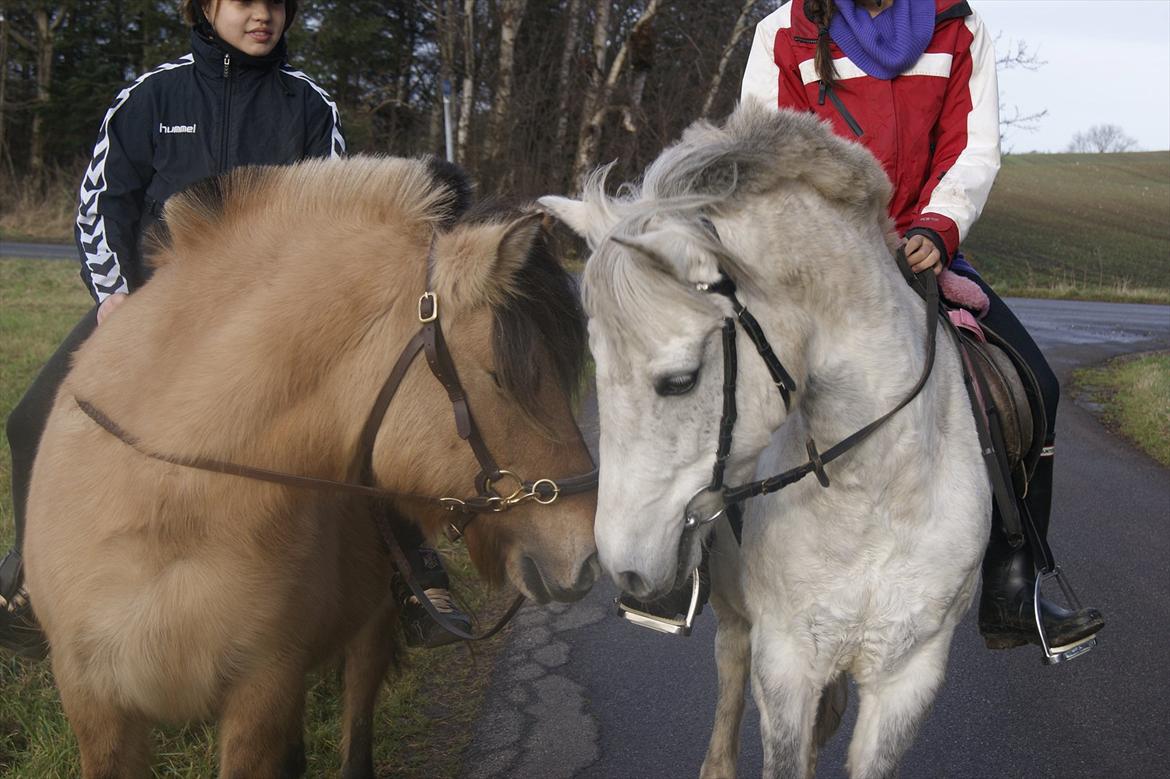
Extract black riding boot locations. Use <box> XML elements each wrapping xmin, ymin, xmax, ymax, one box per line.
<box><xmin>388</xmin><ymin>514</ymin><xmax>471</xmax><ymax>649</ymax></box>
<box><xmin>978</xmin><ymin>454</ymin><xmax>1104</xmax><ymax>650</ymax></box>
<box><xmin>0</xmin><ymin>549</ymin><xmax>47</xmax><ymax>659</ymax></box>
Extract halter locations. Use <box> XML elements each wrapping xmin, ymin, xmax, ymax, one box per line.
<box><xmin>681</xmin><ymin>247</ymin><xmax>940</xmax><ymax>532</ymax></box>
<box><xmin>76</xmin><ymin>236</ymin><xmax>599</xmax><ymax>641</ymax></box>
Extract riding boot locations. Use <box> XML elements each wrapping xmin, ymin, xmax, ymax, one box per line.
<box><xmin>0</xmin><ymin>549</ymin><xmax>47</xmax><ymax>659</ymax></box>
<box><xmin>388</xmin><ymin>515</ymin><xmax>471</xmax><ymax>649</ymax></box>
<box><xmin>978</xmin><ymin>453</ymin><xmax>1104</xmax><ymax>650</ymax></box>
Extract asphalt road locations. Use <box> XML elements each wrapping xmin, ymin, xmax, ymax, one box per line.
<box><xmin>0</xmin><ymin>240</ymin><xmax>75</xmax><ymax>260</ymax></box>
<box><xmin>462</xmin><ymin>298</ymin><xmax>1170</xmax><ymax>779</ymax></box>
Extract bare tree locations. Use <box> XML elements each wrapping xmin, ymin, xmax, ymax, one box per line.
<box><xmin>552</xmin><ymin>0</ymin><xmax>584</xmax><ymax>175</ymax></box>
<box><xmin>994</xmin><ymin>36</ymin><xmax>1047</xmax><ymax>135</ymax></box>
<box><xmin>483</xmin><ymin>0</ymin><xmax>529</xmax><ymax>164</ymax></box>
<box><xmin>1068</xmin><ymin>124</ymin><xmax>1138</xmax><ymax>153</ymax></box>
<box><xmin>572</xmin><ymin>0</ymin><xmax>665</xmax><ymax>186</ymax></box>
<box><xmin>8</xmin><ymin>1</ymin><xmax>69</xmax><ymax>183</ymax></box>
<box><xmin>456</xmin><ymin>0</ymin><xmax>476</xmax><ymax>163</ymax></box>
<box><xmin>700</xmin><ymin>0</ymin><xmax>760</xmax><ymax>117</ymax></box>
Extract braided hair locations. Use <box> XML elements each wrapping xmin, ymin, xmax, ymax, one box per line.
<box><xmin>803</xmin><ymin>0</ymin><xmax>839</xmax><ymax>89</ymax></box>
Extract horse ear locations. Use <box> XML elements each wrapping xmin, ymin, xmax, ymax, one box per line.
<box><xmin>431</xmin><ymin>212</ymin><xmax>543</xmax><ymax>310</ymax></box>
<box><xmin>537</xmin><ymin>195</ymin><xmax>615</xmax><ymax>248</ymax></box>
<box><xmin>495</xmin><ymin>212</ymin><xmax>544</xmax><ymax>280</ymax></box>
<box><xmin>612</xmin><ymin>229</ymin><xmax>722</xmax><ymax>289</ymax></box>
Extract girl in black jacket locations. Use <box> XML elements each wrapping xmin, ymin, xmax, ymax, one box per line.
<box><xmin>0</xmin><ymin>0</ymin><xmax>346</xmax><ymax>656</ymax></box>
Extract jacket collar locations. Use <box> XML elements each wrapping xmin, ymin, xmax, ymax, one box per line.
<box><xmin>190</xmin><ymin>28</ymin><xmax>287</xmax><ymax>80</ymax></box>
<box><xmin>793</xmin><ymin>0</ymin><xmax>972</xmax><ymax>40</ymax></box>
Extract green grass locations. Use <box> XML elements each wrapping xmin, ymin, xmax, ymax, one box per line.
<box><xmin>0</xmin><ymin>259</ymin><xmax>505</xmax><ymax>777</ymax></box>
<box><xmin>966</xmin><ymin>152</ymin><xmax>1170</xmax><ymax>303</ymax></box>
<box><xmin>1074</xmin><ymin>351</ymin><xmax>1170</xmax><ymax>468</ymax></box>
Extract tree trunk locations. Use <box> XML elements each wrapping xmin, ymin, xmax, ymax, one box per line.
<box><xmin>483</xmin><ymin>0</ymin><xmax>528</xmax><ymax>165</ymax></box>
<box><xmin>0</xmin><ymin>5</ymin><xmax>10</xmax><ymax>175</ymax></box>
<box><xmin>552</xmin><ymin>0</ymin><xmax>583</xmax><ymax>183</ymax></box>
<box><xmin>27</xmin><ymin>4</ymin><xmax>68</xmax><ymax>184</ymax></box>
<box><xmin>572</xmin><ymin>0</ymin><xmax>663</xmax><ymax>187</ymax></box>
<box><xmin>455</xmin><ymin>0</ymin><xmax>476</xmax><ymax>165</ymax></box>
<box><xmin>700</xmin><ymin>0</ymin><xmax>759</xmax><ymax>117</ymax></box>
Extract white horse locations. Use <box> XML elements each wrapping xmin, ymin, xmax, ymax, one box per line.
<box><xmin>541</xmin><ymin>103</ymin><xmax>991</xmax><ymax>778</ymax></box>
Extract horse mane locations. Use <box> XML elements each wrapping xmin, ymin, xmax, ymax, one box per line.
<box><xmin>465</xmin><ymin>202</ymin><xmax>587</xmax><ymax>420</ymax></box>
<box><xmin>148</xmin><ymin>156</ymin><xmax>471</xmax><ymax>263</ymax></box>
<box><xmin>580</xmin><ymin>104</ymin><xmax>891</xmax><ymax>357</ymax></box>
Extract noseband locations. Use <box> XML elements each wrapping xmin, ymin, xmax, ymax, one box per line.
<box><xmin>682</xmin><ymin>247</ymin><xmax>940</xmax><ymax>532</ymax></box>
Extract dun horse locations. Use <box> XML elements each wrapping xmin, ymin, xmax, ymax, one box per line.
<box><xmin>25</xmin><ymin>156</ymin><xmax>598</xmax><ymax>778</ymax></box>
<box><xmin>542</xmin><ymin>103</ymin><xmax>990</xmax><ymax>777</ymax></box>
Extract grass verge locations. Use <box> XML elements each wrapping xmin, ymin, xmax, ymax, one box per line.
<box><xmin>0</xmin><ymin>259</ymin><xmax>507</xmax><ymax>777</ymax></box>
<box><xmin>1073</xmin><ymin>351</ymin><xmax>1170</xmax><ymax>468</ymax></box>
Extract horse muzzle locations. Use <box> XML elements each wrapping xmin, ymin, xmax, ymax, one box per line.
<box><xmin>514</xmin><ymin>552</ymin><xmax>599</xmax><ymax>604</ymax></box>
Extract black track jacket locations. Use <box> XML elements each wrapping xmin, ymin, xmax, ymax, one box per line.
<box><xmin>75</xmin><ymin>32</ymin><xmax>345</xmax><ymax>302</ymax></box>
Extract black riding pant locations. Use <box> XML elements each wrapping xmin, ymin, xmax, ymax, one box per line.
<box><xmin>6</xmin><ymin>307</ymin><xmax>99</xmax><ymax>553</ymax></box>
<box><xmin>954</xmin><ymin>270</ymin><xmax>1060</xmax><ymax>552</ymax></box>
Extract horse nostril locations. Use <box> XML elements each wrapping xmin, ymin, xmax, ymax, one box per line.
<box><xmin>617</xmin><ymin>570</ymin><xmax>650</xmax><ymax>599</ymax></box>
<box><xmin>573</xmin><ymin>552</ymin><xmax>600</xmax><ymax>592</ymax></box>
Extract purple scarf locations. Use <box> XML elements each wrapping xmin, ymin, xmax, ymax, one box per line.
<box><xmin>828</xmin><ymin>0</ymin><xmax>936</xmax><ymax>80</ymax></box>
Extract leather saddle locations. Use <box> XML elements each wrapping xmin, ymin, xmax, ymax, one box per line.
<box><xmin>949</xmin><ymin>309</ymin><xmax>1047</xmax><ymax>498</ymax></box>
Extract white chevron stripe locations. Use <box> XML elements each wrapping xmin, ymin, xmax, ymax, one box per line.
<box><xmin>280</xmin><ymin>66</ymin><xmax>346</xmax><ymax>158</ymax></box>
<box><xmin>76</xmin><ymin>54</ymin><xmax>194</xmax><ymax>302</ymax></box>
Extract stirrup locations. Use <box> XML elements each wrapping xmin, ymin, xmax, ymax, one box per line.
<box><xmin>615</xmin><ymin>567</ymin><xmax>702</xmax><ymax>637</ymax></box>
<box><xmin>1035</xmin><ymin>566</ymin><xmax>1097</xmax><ymax>665</ymax></box>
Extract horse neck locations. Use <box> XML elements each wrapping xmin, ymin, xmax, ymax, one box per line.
<box><xmin>737</xmin><ymin>224</ymin><xmax>933</xmax><ymax>451</ymax></box>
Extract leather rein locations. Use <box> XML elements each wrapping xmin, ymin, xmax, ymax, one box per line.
<box><xmin>76</xmin><ymin>247</ymin><xmax>599</xmax><ymax>642</ymax></box>
<box><xmin>682</xmin><ymin>246</ymin><xmax>941</xmax><ymax>532</ymax></box>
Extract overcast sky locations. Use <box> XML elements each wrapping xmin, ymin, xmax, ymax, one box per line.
<box><xmin>974</xmin><ymin>0</ymin><xmax>1170</xmax><ymax>152</ymax></box>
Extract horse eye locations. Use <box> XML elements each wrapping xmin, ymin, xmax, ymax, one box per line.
<box><xmin>488</xmin><ymin>370</ymin><xmax>502</xmax><ymax>388</ymax></box>
<box><xmin>655</xmin><ymin>371</ymin><xmax>698</xmax><ymax>397</ymax></box>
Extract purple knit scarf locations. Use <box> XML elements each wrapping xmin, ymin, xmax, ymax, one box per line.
<box><xmin>828</xmin><ymin>0</ymin><xmax>937</xmax><ymax>80</ymax></box>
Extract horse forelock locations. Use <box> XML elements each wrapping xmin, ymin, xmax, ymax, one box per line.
<box><xmin>488</xmin><ymin>216</ymin><xmax>587</xmax><ymax>425</ymax></box>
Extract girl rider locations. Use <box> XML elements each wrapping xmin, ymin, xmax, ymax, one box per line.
<box><xmin>739</xmin><ymin>0</ymin><xmax>1104</xmax><ymax>654</ymax></box>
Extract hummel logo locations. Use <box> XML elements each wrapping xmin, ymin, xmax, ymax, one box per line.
<box><xmin>159</xmin><ymin>123</ymin><xmax>197</xmax><ymax>134</ymax></box>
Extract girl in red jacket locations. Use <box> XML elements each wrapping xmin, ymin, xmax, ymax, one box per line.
<box><xmin>741</xmin><ymin>0</ymin><xmax>1103</xmax><ymax>654</ymax></box>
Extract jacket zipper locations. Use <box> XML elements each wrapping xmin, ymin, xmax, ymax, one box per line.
<box><xmin>818</xmin><ymin>82</ymin><xmax>863</xmax><ymax>137</ymax></box>
<box><xmin>220</xmin><ymin>53</ymin><xmax>232</xmax><ymax>173</ymax></box>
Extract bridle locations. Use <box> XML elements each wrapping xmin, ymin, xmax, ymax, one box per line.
<box><xmin>76</xmin><ymin>236</ymin><xmax>599</xmax><ymax>641</ymax></box>
<box><xmin>680</xmin><ymin>246</ymin><xmax>940</xmax><ymax>535</ymax></box>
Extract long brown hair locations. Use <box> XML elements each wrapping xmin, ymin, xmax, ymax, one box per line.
<box><xmin>179</xmin><ymin>0</ymin><xmax>299</xmax><ymax>32</ymax></box>
<box><xmin>803</xmin><ymin>0</ymin><xmax>839</xmax><ymax>89</ymax></box>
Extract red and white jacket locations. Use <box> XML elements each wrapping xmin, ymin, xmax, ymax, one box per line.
<box><xmin>741</xmin><ymin>0</ymin><xmax>1000</xmax><ymax>263</ymax></box>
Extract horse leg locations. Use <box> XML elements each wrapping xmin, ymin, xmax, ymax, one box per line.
<box><xmin>846</xmin><ymin>631</ymin><xmax>952</xmax><ymax>779</ymax></box>
<box><xmin>751</xmin><ymin>632</ymin><xmax>822</xmax><ymax>779</ymax></box>
<box><xmin>340</xmin><ymin>599</ymin><xmax>399</xmax><ymax>779</ymax></box>
<box><xmin>56</xmin><ymin>675</ymin><xmax>152</xmax><ymax>779</ymax></box>
<box><xmin>700</xmin><ymin>607</ymin><xmax>751</xmax><ymax>779</ymax></box>
<box><xmin>216</xmin><ymin>660</ymin><xmax>308</xmax><ymax>779</ymax></box>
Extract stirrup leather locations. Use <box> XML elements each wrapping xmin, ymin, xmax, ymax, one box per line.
<box><xmin>615</xmin><ymin>567</ymin><xmax>702</xmax><ymax>637</ymax></box>
<box><xmin>1035</xmin><ymin>565</ymin><xmax>1097</xmax><ymax>665</ymax></box>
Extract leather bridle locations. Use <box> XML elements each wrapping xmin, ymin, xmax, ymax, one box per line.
<box><xmin>76</xmin><ymin>238</ymin><xmax>599</xmax><ymax>641</ymax></box>
<box><xmin>680</xmin><ymin>247</ymin><xmax>940</xmax><ymax>534</ymax></box>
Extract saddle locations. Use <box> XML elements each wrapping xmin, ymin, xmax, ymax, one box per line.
<box><xmin>943</xmin><ymin>303</ymin><xmax>1046</xmax><ymax>551</ymax></box>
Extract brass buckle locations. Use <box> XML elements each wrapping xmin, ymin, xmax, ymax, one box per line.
<box><xmin>418</xmin><ymin>292</ymin><xmax>438</xmax><ymax>323</ymax></box>
<box><xmin>485</xmin><ymin>470</ymin><xmax>524</xmax><ymax>503</ymax></box>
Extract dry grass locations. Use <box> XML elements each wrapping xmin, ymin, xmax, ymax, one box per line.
<box><xmin>0</xmin><ymin>168</ymin><xmax>81</xmax><ymax>244</ymax></box>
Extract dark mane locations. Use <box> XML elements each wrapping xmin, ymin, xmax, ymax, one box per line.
<box><xmin>469</xmin><ymin>203</ymin><xmax>587</xmax><ymax>423</ymax></box>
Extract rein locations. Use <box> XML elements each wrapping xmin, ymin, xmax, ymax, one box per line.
<box><xmin>76</xmin><ymin>239</ymin><xmax>598</xmax><ymax>642</ymax></box>
<box><xmin>683</xmin><ymin>247</ymin><xmax>941</xmax><ymax>529</ymax></box>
